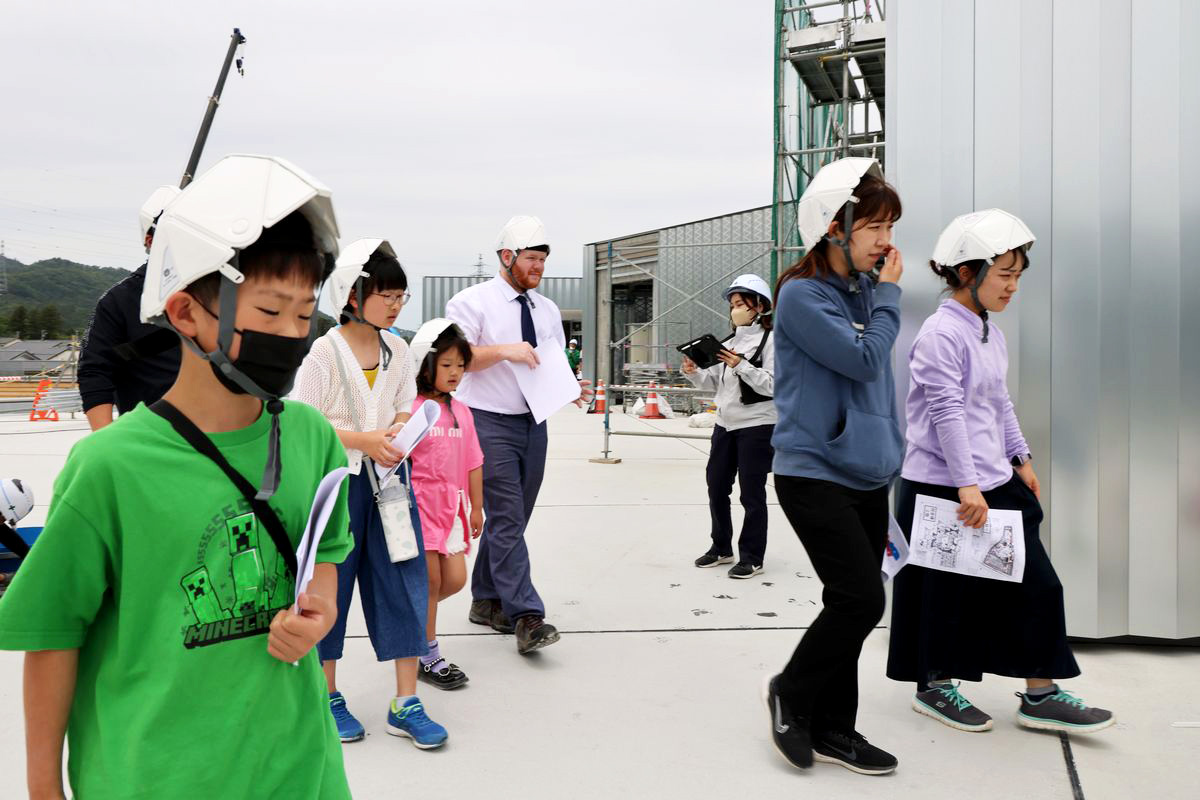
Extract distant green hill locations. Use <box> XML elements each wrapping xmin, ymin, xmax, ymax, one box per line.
<box><xmin>0</xmin><ymin>256</ymin><xmax>338</xmax><ymax>339</ymax></box>
<box><xmin>0</xmin><ymin>256</ymin><xmax>130</xmax><ymax>336</ymax></box>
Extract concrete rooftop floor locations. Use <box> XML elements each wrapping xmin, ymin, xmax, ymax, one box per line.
<box><xmin>1</xmin><ymin>405</ymin><xmax>1197</xmax><ymax>799</ymax></box>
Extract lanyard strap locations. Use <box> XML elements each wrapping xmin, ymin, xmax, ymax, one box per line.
<box><xmin>149</xmin><ymin>399</ymin><xmax>297</xmax><ymax>578</ymax></box>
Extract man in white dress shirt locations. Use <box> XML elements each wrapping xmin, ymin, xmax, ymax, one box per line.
<box><xmin>445</xmin><ymin>216</ymin><xmax>591</xmax><ymax>655</ymax></box>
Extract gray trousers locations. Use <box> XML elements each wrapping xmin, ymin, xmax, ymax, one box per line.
<box><xmin>470</xmin><ymin>408</ymin><xmax>548</xmax><ymax>619</ymax></box>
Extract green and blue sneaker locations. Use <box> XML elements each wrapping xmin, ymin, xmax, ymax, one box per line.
<box><xmin>386</xmin><ymin>697</ymin><xmax>448</xmax><ymax>749</ymax></box>
<box><xmin>329</xmin><ymin>692</ymin><xmax>365</xmax><ymax>743</ymax></box>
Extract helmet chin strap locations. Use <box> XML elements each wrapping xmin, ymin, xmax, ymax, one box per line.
<box><xmin>504</xmin><ymin>250</ymin><xmax>532</xmax><ymax>294</ymax></box>
<box><xmin>825</xmin><ymin>199</ymin><xmax>861</xmax><ymax>292</ymax></box>
<box><xmin>348</xmin><ymin>274</ymin><xmax>393</xmax><ymax>370</ymax></box>
<box><xmin>967</xmin><ymin>260</ymin><xmax>993</xmax><ymax>344</ymax></box>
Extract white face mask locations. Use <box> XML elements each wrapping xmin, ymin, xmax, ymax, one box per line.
<box><xmin>730</xmin><ymin>306</ymin><xmax>757</xmax><ymax>327</ymax></box>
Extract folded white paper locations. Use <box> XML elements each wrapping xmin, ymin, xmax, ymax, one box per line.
<box><xmin>295</xmin><ymin>467</ymin><xmax>350</xmax><ymax>609</ymax></box>
<box><xmin>374</xmin><ymin>399</ymin><xmax>442</xmax><ymax>488</ymax></box>
<box><xmin>505</xmin><ymin>342</ymin><xmax>582</xmax><ymax>424</ymax></box>
<box><xmin>908</xmin><ymin>494</ymin><xmax>1026</xmax><ymax>583</ymax></box>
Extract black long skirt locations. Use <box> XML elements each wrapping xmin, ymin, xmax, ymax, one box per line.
<box><xmin>886</xmin><ymin>472</ymin><xmax>1080</xmax><ymax>687</ymax></box>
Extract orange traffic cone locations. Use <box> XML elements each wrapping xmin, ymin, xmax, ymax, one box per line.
<box><xmin>30</xmin><ymin>379</ymin><xmax>59</xmax><ymax>422</ymax></box>
<box><xmin>588</xmin><ymin>380</ymin><xmax>607</xmax><ymax>414</ymax></box>
<box><xmin>639</xmin><ymin>381</ymin><xmax>666</xmax><ymax>420</ymax></box>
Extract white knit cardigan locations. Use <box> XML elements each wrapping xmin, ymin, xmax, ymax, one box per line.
<box><xmin>291</xmin><ymin>327</ymin><xmax>417</xmax><ymax>475</ymax></box>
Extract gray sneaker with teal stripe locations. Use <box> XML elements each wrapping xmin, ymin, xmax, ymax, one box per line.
<box><xmin>912</xmin><ymin>683</ymin><xmax>993</xmax><ymax>732</ymax></box>
<box><xmin>1017</xmin><ymin>689</ymin><xmax>1115</xmax><ymax>733</ymax></box>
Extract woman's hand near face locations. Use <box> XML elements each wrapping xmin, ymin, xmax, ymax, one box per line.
<box><xmin>878</xmin><ymin>245</ymin><xmax>903</xmax><ymax>284</ymax></box>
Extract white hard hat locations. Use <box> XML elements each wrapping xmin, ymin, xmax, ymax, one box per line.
<box><xmin>796</xmin><ymin>157</ymin><xmax>884</xmax><ymax>251</ymax></box>
<box><xmin>141</xmin><ymin>154</ymin><xmax>339</xmax><ymax>323</ymax></box>
<box><xmin>410</xmin><ymin>318</ymin><xmax>464</xmax><ymax>366</ymax></box>
<box><xmin>139</xmin><ymin>185</ymin><xmax>182</xmax><ymax>242</ymax></box>
<box><xmin>495</xmin><ymin>215</ymin><xmax>550</xmax><ymax>255</ymax></box>
<box><xmin>1</xmin><ymin>478</ymin><xmax>33</xmax><ymax>527</ymax></box>
<box><xmin>569</xmin><ymin>338</ymin><xmax>578</xmax><ymax>345</ymax></box>
<box><xmin>931</xmin><ymin>208</ymin><xmax>1036</xmax><ymax>267</ymax></box>
<box><xmin>723</xmin><ymin>273</ymin><xmax>773</xmax><ymax>305</ymax></box>
<box><xmin>328</xmin><ymin>238</ymin><xmax>397</xmax><ymax>312</ymax></box>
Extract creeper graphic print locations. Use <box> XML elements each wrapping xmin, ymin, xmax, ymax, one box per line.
<box><xmin>227</xmin><ymin>513</ymin><xmax>270</xmax><ymax>615</ymax></box>
<box><xmin>180</xmin><ymin>566</ymin><xmax>232</xmax><ymax>624</ymax></box>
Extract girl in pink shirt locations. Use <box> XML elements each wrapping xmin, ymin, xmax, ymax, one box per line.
<box><xmin>409</xmin><ymin>320</ymin><xmax>484</xmax><ymax>689</ymax></box>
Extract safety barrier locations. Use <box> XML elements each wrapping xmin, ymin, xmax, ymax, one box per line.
<box><xmin>589</xmin><ymin>383</ymin><xmax>715</xmax><ymax>464</ymax></box>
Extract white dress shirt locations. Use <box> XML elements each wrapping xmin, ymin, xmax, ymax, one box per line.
<box><xmin>445</xmin><ymin>273</ymin><xmax>567</xmax><ymax>415</ymax></box>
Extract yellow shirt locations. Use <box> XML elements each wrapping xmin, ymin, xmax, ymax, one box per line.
<box><xmin>363</xmin><ymin>367</ymin><xmax>378</xmax><ymax>389</ymax></box>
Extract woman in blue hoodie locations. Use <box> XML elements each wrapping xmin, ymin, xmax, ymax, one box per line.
<box><xmin>760</xmin><ymin>158</ymin><xmax>904</xmax><ymax>777</ymax></box>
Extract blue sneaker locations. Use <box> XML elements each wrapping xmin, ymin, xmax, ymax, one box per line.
<box><xmin>386</xmin><ymin>696</ymin><xmax>448</xmax><ymax>750</ymax></box>
<box><xmin>329</xmin><ymin>692</ymin><xmax>365</xmax><ymax>743</ymax></box>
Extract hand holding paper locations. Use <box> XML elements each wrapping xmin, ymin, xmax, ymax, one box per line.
<box><xmin>374</xmin><ymin>399</ymin><xmax>442</xmax><ymax>488</ymax></box>
<box><xmin>506</xmin><ymin>342</ymin><xmax>583</xmax><ymax>423</ymax></box>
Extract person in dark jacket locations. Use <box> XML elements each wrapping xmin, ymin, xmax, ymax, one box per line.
<box><xmin>79</xmin><ymin>187</ymin><xmax>182</xmax><ymax>430</ymax></box>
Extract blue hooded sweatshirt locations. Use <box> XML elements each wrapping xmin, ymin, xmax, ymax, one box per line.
<box><xmin>771</xmin><ymin>271</ymin><xmax>904</xmax><ymax>490</ymax></box>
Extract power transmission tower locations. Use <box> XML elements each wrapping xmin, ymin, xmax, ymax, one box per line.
<box><xmin>471</xmin><ymin>253</ymin><xmax>487</xmax><ymax>279</ymax></box>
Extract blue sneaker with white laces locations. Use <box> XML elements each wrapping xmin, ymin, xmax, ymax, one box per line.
<box><xmin>329</xmin><ymin>691</ymin><xmax>365</xmax><ymax>743</ymax></box>
<box><xmin>386</xmin><ymin>696</ymin><xmax>448</xmax><ymax>749</ymax></box>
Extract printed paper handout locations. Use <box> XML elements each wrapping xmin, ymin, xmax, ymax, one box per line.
<box><xmin>295</xmin><ymin>467</ymin><xmax>350</xmax><ymax>609</ymax></box>
<box><xmin>908</xmin><ymin>494</ymin><xmax>1025</xmax><ymax>583</ymax></box>
<box><xmin>374</xmin><ymin>399</ymin><xmax>442</xmax><ymax>488</ymax></box>
<box><xmin>506</xmin><ymin>342</ymin><xmax>582</xmax><ymax>424</ymax></box>
<box><xmin>880</xmin><ymin>514</ymin><xmax>910</xmax><ymax>582</ymax></box>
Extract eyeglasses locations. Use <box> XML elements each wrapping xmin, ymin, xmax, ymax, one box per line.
<box><xmin>371</xmin><ymin>291</ymin><xmax>411</xmax><ymax>307</ymax></box>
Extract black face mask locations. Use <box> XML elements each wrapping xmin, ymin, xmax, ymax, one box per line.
<box><xmin>209</xmin><ymin>328</ymin><xmax>312</xmax><ymax>398</ymax></box>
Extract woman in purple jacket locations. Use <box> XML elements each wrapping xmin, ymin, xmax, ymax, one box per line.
<box><xmin>887</xmin><ymin>209</ymin><xmax>1114</xmax><ymax>735</ymax></box>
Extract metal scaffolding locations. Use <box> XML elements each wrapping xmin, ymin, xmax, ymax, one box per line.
<box><xmin>772</xmin><ymin>0</ymin><xmax>887</xmax><ymax>283</ymax></box>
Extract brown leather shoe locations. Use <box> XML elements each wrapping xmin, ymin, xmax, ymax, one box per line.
<box><xmin>515</xmin><ymin>615</ymin><xmax>560</xmax><ymax>655</ymax></box>
<box><xmin>468</xmin><ymin>598</ymin><xmax>514</xmax><ymax>634</ymax></box>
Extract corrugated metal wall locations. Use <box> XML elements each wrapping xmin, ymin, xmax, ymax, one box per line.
<box><xmin>583</xmin><ymin>209</ymin><xmax>774</xmax><ymax>384</ymax></box>
<box><xmin>889</xmin><ymin>0</ymin><xmax>1199</xmax><ymax>638</ymax></box>
<box><xmin>421</xmin><ymin>275</ymin><xmax>583</xmax><ymax>323</ymax></box>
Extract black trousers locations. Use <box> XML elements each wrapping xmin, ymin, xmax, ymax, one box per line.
<box><xmin>775</xmin><ymin>474</ymin><xmax>889</xmax><ymax>735</ymax></box>
<box><xmin>705</xmin><ymin>424</ymin><xmax>774</xmax><ymax>565</ymax></box>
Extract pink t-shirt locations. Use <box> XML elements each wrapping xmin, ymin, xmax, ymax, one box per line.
<box><xmin>409</xmin><ymin>396</ymin><xmax>485</xmax><ymax>555</ymax></box>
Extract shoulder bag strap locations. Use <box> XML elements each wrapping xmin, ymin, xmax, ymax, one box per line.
<box><xmin>149</xmin><ymin>399</ymin><xmax>297</xmax><ymax>578</ymax></box>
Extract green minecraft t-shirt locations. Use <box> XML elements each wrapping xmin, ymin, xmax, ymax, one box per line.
<box><xmin>0</xmin><ymin>401</ymin><xmax>354</xmax><ymax>799</ymax></box>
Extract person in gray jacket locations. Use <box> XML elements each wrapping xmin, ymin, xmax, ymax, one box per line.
<box><xmin>682</xmin><ymin>274</ymin><xmax>776</xmax><ymax>579</ymax></box>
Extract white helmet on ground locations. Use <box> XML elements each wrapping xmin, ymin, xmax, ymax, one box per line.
<box><xmin>495</xmin><ymin>215</ymin><xmax>550</xmax><ymax>256</ymax></box>
<box><xmin>141</xmin><ymin>154</ymin><xmax>338</xmax><ymax>324</ymax></box>
<box><xmin>796</xmin><ymin>157</ymin><xmax>884</xmax><ymax>251</ymax></box>
<box><xmin>1</xmin><ymin>479</ymin><xmax>33</xmax><ymax>527</ymax></box>
<box><xmin>931</xmin><ymin>208</ymin><xmax>1035</xmax><ymax>267</ymax></box>
<box><xmin>932</xmin><ymin>208</ymin><xmax>1035</xmax><ymax>344</ymax></box>
<box><xmin>723</xmin><ymin>273</ymin><xmax>773</xmax><ymax>307</ymax></box>
<box><xmin>139</xmin><ymin>185</ymin><xmax>182</xmax><ymax>249</ymax></box>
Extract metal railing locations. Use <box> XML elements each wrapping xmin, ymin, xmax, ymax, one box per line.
<box><xmin>590</xmin><ymin>384</ymin><xmax>716</xmax><ymax>463</ymax></box>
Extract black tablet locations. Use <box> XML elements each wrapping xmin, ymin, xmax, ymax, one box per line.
<box><xmin>676</xmin><ymin>334</ymin><xmax>728</xmax><ymax>370</ymax></box>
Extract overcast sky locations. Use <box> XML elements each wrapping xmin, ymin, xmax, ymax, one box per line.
<box><xmin>0</xmin><ymin>1</ymin><xmax>773</xmax><ymax>328</ymax></box>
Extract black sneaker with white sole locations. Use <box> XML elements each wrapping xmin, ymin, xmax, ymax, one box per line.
<box><xmin>728</xmin><ymin>562</ymin><xmax>763</xmax><ymax>579</ymax></box>
<box><xmin>1016</xmin><ymin>689</ymin><xmax>1115</xmax><ymax>733</ymax></box>
<box><xmin>912</xmin><ymin>683</ymin><xmax>993</xmax><ymax>732</ymax></box>
<box><xmin>695</xmin><ymin>551</ymin><xmax>734</xmax><ymax>568</ymax></box>
<box><xmin>812</xmin><ymin>729</ymin><xmax>898</xmax><ymax>775</ymax></box>
<box><xmin>761</xmin><ymin>674</ymin><xmax>813</xmax><ymax>769</ymax></box>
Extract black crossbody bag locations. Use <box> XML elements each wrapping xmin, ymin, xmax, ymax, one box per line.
<box><xmin>149</xmin><ymin>399</ymin><xmax>297</xmax><ymax>578</ymax></box>
<box><xmin>721</xmin><ymin>330</ymin><xmax>772</xmax><ymax>406</ymax></box>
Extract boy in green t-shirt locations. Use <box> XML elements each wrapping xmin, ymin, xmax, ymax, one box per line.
<box><xmin>0</xmin><ymin>155</ymin><xmax>356</xmax><ymax>799</ymax></box>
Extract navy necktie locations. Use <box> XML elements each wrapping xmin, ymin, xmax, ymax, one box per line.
<box><xmin>517</xmin><ymin>295</ymin><xmax>538</xmax><ymax>348</ymax></box>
